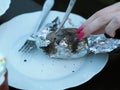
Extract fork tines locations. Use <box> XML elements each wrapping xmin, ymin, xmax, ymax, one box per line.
<box><xmin>18</xmin><ymin>40</ymin><xmax>36</xmax><ymax>53</ymax></box>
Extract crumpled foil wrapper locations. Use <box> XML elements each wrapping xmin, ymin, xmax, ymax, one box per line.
<box><xmin>36</xmin><ymin>17</ymin><xmax>60</xmax><ymax>47</ymax></box>
<box><xmin>37</xmin><ymin>17</ymin><xmax>120</xmax><ymax>59</ymax></box>
<box><xmin>88</xmin><ymin>34</ymin><xmax>120</xmax><ymax>54</ymax></box>
<box><xmin>49</xmin><ymin>38</ymin><xmax>89</xmax><ymax>59</ymax></box>
<box><xmin>37</xmin><ymin>17</ymin><xmax>89</xmax><ymax>59</ymax></box>
<box><xmin>49</xmin><ymin>34</ymin><xmax>120</xmax><ymax>59</ymax></box>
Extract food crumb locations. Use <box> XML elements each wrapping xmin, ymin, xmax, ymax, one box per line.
<box><xmin>72</xmin><ymin>70</ymin><xmax>75</xmax><ymax>72</ymax></box>
<box><xmin>24</xmin><ymin>59</ymin><xmax>27</xmax><ymax>62</ymax></box>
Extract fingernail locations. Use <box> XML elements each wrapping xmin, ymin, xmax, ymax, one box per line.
<box><xmin>76</xmin><ymin>26</ymin><xmax>84</xmax><ymax>34</ymax></box>
<box><xmin>77</xmin><ymin>31</ymin><xmax>85</xmax><ymax>40</ymax></box>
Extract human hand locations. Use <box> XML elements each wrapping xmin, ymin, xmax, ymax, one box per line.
<box><xmin>77</xmin><ymin>2</ymin><xmax>120</xmax><ymax>40</ymax></box>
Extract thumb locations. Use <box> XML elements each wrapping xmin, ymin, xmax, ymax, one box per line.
<box><xmin>105</xmin><ymin>15</ymin><xmax>120</xmax><ymax>37</ymax></box>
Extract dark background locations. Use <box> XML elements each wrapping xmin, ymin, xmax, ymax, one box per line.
<box><xmin>0</xmin><ymin>0</ymin><xmax>120</xmax><ymax>90</ymax></box>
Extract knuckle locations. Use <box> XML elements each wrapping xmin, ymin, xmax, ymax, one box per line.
<box><xmin>94</xmin><ymin>11</ymin><xmax>100</xmax><ymax>18</ymax></box>
<box><xmin>99</xmin><ymin>16</ymin><xmax>107</xmax><ymax>23</ymax></box>
<box><xmin>94</xmin><ymin>11</ymin><xmax>108</xmax><ymax>23</ymax></box>
<box><xmin>84</xmin><ymin>25</ymin><xmax>93</xmax><ymax>35</ymax></box>
<box><xmin>113</xmin><ymin>16</ymin><xmax>120</xmax><ymax>25</ymax></box>
<box><xmin>94</xmin><ymin>11</ymin><xmax>100</xmax><ymax>16</ymax></box>
<box><xmin>94</xmin><ymin>14</ymin><xmax>107</xmax><ymax>24</ymax></box>
<box><xmin>94</xmin><ymin>10</ymin><xmax>103</xmax><ymax>17</ymax></box>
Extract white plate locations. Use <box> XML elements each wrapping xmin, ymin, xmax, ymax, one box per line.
<box><xmin>0</xmin><ymin>0</ymin><xmax>11</xmax><ymax>16</ymax></box>
<box><xmin>0</xmin><ymin>11</ymin><xmax>108</xmax><ymax>90</ymax></box>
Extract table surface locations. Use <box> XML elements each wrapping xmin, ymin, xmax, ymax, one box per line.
<box><xmin>1</xmin><ymin>0</ymin><xmax>120</xmax><ymax>90</ymax></box>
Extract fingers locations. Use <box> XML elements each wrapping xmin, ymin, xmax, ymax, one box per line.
<box><xmin>77</xmin><ymin>10</ymin><xmax>109</xmax><ymax>40</ymax></box>
<box><xmin>76</xmin><ymin>2</ymin><xmax>120</xmax><ymax>40</ymax></box>
<box><xmin>92</xmin><ymin>26</ymin><xmax>105</xmax><ymax>34</ymax></box>
<box><xmin>105</xmin><ymin>14</ymin><xmax>120</xmax><ymax>37</ymax></box>
<box><xmin>76</xmin><ymin>11</ymin><xmax>99</xmax><ymax>40</ymax></box>
<box><xmin>82</xmin><ymin>13</ymin><xmax>97</xmax><ymax>27</ymax></box>
<box><xmin>83</xmin><ymin>16</ymin><xmax>108</xmax><ymax>37</ymax></box>
<box><xmin>77</xmin><ymin>18</ymin><xmax>105</xmax><ymax>40</ymax></box>
<box><xmin>76</xmin><ymin>12</ymin><xmax>99</xmax><ymax>40</ymax></box>
<box><xmin>77</xmin><ymin>14</ymin><xmax>120</xmax><ymax>40</ymax></box>
<box><xmin>77</xmin><ymin>13</ymin><xmax>120</xmax><ymax>40</ymax></box>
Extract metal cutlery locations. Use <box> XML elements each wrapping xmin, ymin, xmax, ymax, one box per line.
<box><xmin>51</xmin><ymin>0</ymin><xmax>76</xmax><ymax>43</ymax></box>
<box><xmin>18</xmin><ymin>0</ymin><xmax>54</xmax><ymax>52</ymax></box>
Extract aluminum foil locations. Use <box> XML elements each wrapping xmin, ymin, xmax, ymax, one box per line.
<box><xmin>37</xmin><ymin>17</ymin><xmax>89</xmax><ymax>59</ymax></box>
<box><xmin>37</xmin><ymin>17</ymin><xmax>120</xmax><ymax>59</ymax></box>
<box><xmin>36</xmin><ymin>17</ymin><xmax>60</xmax><ymax>47</ymax></box>
<box><xmin>49</xmin><ymin>38</ymin><xmax>89</xmax><ymax>59</ymax></box>
<box><xmin>88</xmin><ymin>34</ymin><xmax>120</xmax><ymax>54</ymax></box>
<box><xmin>48</xmin><ymin>34</ymin><xmax>120</xmax><ymax>59</ymax></box>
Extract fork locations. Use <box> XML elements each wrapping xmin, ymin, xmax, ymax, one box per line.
<box><xmin>18</xmin><ymin>0</ymin><xmax>54</xmax><ymax>52</ymax></box>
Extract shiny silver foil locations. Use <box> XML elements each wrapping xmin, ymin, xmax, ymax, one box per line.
<box><xmin>36</xmin><ymin>17</ymin><xmax>60</xmax><ymax>47</ymax></box>
<box><xmin>37</xmin><ymin>17</ymin><xmax>120</xmax><ymax>59</ymax></box>
<box><xmin>49</xmin><ymin>38</ymin><xmax>89</xmax><ymax>59</ymax></box>
<box><xmin>88</xmin><ymin>34</ymin><xmax>120</xmax><ymax>54</ymax></box>
<box><xmin>37</xmin><ymin>17</ymin><xmax>89</xmax><ymax>59</ymax></box>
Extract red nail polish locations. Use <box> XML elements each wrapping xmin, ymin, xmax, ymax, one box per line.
<box><xmin>76</xmin><ymin>26</ymin><xmax>84</xmax><ymax>34</ymax></box>
<box><xmin>77</xmin><ymin>31</ymin><xmax>85</xmax><ymax>40</ymax></box>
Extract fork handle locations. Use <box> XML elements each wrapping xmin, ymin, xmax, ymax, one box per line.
<box><xmin>32</xmin><ymin>0</ymin><xmax>54</xmax><ymax>36</ymax></box>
